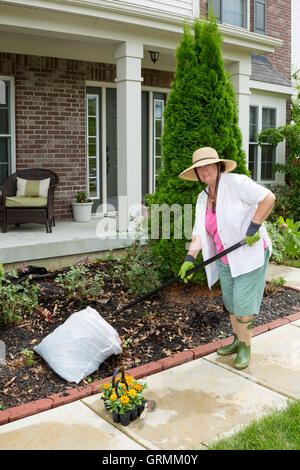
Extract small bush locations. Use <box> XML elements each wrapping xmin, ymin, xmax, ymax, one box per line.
<box><xmin>0</xmin><ymin>263</ymin><xmax>39</xmax><ymax>325</ymax></box>
<box><xmin>110</xmin><ymin>239</ymin><xmax>164</xmax><ymax>296</ymax></box>
<box><xmin>266</xmin><ymin>184</ymin><xmax>300</xmax><ymax>223</ymax></box>
<box><xmin>265</xmin><ymin>217</ymin><xmax>300</xmax><ymax>263</ymax></box>
<box><xmin>55</xmin><ymin>261</ymin><xmax>106</xmax><ymax>305</ymax></box>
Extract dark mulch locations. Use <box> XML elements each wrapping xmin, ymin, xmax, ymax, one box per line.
<box><xmin>0</xmin><ymin>260</ymin><xmax>299</xmax><ymax>410</ymax></box>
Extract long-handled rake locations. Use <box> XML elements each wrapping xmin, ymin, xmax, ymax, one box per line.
<box><xmin>112</xmin><ymin>239</ymin><xmax>246</xmax><ymax>315</ymax></box>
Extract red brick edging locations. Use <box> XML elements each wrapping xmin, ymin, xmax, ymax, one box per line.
<box><xmin>1</xmin><ymin>309</ymin><xmax>300</xmax><ymax>426</ymax></box>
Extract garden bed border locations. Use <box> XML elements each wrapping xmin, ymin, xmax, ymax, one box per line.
<box><xmin>1</xmin><ymin>286</ymin><xmax>299</xmax><ymax>426</ymax></box>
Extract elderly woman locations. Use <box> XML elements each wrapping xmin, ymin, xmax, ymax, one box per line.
<box><xmin>178</xmin><ymin>147</ymin><xmax>275</xmax><ymax>370</ymax></box>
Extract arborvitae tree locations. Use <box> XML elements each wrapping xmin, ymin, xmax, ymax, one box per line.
<box><xmin>149</xmin><ymin>15</ymin><xmax>249</xmax><ymax>283</ymax></box>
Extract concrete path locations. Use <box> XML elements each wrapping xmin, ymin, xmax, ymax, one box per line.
<box><xmin>0</xmin><ymin>320</ymin><xmax>299</xmax><ymax>450</ymax></box>
<box><xmin>0</xmin><ymin>264</ymin><xmax>299</xmax><ymax>450</ymax></box>
<box><xmin>266</xmin><ymin>262</ymin><xmax>300</xmax><ymax>289</ymax></box>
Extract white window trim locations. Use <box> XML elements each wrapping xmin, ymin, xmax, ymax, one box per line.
<box><xmin>142</xmin><ymin>86</ymin><xmax>170</xmax><ymax>194</ymax></box>
<box><xmin>86</xmin><ymin>81</ymin><xmax>117</xmax><ymax>216</ymax></box>
<box><xmin>86</xmin><ymin>93</ymin><xmax>100</xmax><ymax>200</ymax></box>
<box><xmin>249</xmin><ymin>103</ymin><xmax>278</xmax><ymax>183</ymax></box>
<box><xmin>0</xmin><ymin>76</ymin><xmax>16</xmax><ymax>177</ymax></box>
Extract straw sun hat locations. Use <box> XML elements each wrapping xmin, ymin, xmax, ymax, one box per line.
<box><xmin>179</xmin><ymin>147</ymin><xmax>237</xmax><ymax>181</ymax></box>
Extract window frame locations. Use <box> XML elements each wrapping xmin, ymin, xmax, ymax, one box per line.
<box><xmin>141</xmin><ymin>87</ymin><xmax>169</xmax><ymax>196</ymax></box>
<box><xmin>0</xmin><ymin>76</ymin><xmax>16</xmax><ymax>186</ymax></box>
<box><xmin>249</xmin><ymin>104</ymin><xmax>277</xmax><ymax>182</ymax></box>
<box><xmin>209</xmin><ymin>0</ymin><xmax>249</xmax><ymax>30</ymax></box>
<box><xmin>86</xmin><ymin>92</ymin><xmax>101</xmax><ymax>201</ymax></box>
<box><xmin>86</xmin><ymin>82</ymin><xmax>117</xmax><ymax>216</ymax></box>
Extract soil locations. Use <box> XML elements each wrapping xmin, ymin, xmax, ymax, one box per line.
<box><xmin>0</xmin><ymin>259</ymin><xmax>299</xmax><ymax>411</ymax></box>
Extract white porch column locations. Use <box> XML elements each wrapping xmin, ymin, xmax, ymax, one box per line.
<box><xmin>114</xmin><ymin>41</ymin><xmax>143</xmax><ymax>233</ymax></box>
<box><xmin>229</xmin><ymin>58</ymin><xmax>251</xmax><ymax>162</ymax></box>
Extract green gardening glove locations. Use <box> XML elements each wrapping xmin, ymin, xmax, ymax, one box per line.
<box><xmin>245</xmin><ymin>221</ymin><xmax>261</xmax><ymax>247</ymax></box>
<box><xmin>178</xmin><ymin>260</ymin><xmax>194</xmax><ymax>283</ymax></box>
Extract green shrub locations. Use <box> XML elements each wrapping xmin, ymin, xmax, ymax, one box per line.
<box><xmin>148</xmin><ymin>15</ymin><xmax>249</xmax><ymax>284</ymax></box>
<box><xmin>265</xmin><ymin>217</ymin><xmax>300</xmax><ymax>263</ymax></box>
<box><xmin>110</xmin><ymin>239</ymin><xmax>163</xmax><ymax>296</ymax></box>
<box><xmin>266</xmin><ymin>184</ymin><xmax>300</xmax><ymax>223</ymax></box>
<box><xmin>0</xmin><ymin>263</ymin><xmax>39</xmax><ymax>325</ymax></box>
<box><xmin>55</xmin><ymin>261</ymin><xmax>106</xmax><ymax>305</ymax></box>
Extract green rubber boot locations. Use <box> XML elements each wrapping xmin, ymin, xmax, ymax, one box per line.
<box><xmin>234</xmin><ymin>342</ymin><xmax>251</xmax><ymax>370</ymax></box>
<box><xmin>234</xmin><ymin>316</ymin><xmax>253</xmax><ymax>370</ymax></box>
<box><xmin>217</xmin><ymin>334</ymin><xmax>239</xmax><ymax>356</ymax></box>
<box><xmin>217</xmin><ymin>313</ymin><xmax>239</xmax><ymax>356</ymax></box>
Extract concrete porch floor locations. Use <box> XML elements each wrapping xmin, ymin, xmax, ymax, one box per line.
<box><xmin>0</xmin><ymin>217</ymin><xmax>137</xmax><ymax>271</ymax></box>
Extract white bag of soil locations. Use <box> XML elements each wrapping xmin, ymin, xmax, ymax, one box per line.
<box><xmin>34</xmin><ymin>306</ymin><xmax>122</xmax><ymax>383</ymax></box>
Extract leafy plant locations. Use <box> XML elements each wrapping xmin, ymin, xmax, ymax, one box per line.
<box><xmin>264</xmin><ymin>277</ymin><xmax>286</xmax><ymax>296</ymax></box>
<box><xmin>75</xmin><ymin>191</ymin><xmax>92</xmax><ymax>203</ymax></box>
<box><xmin>55</xmin><ymin>262</ymin><xmax>106</xmax><ymax>305</ymax></box>
<box><xmin>265</xmin><ymin>217</ymin><xmax>300</xmax><ymax>263</ymax></box>
<box><xmin>0</xmin><ymin>263</ymin><xmax>39</xmax><ymax>325</ymax></box>
<box><xmin>111</xmin><ymin>238</ymin><xmax>163</xmax><ymax>296</ymax></box>
<box><xmin>265</xmin><ymin>184</ymin><xmax>300</xmax><ymax>223</ymax></box>
<box><xmin>276</xmin><ymin>217</ymin><xmax>300</xmax><ymax>260</ymax></box>
<box><xmin>21</xmin><ymin>349</ymin><xmax>35</xmax><ymax>366</ymax></box>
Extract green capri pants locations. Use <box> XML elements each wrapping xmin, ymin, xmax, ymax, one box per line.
<box><xmin>219</xmin><ymin>249</ymin><xmax>270</xmax><ymax>317</ymax></box>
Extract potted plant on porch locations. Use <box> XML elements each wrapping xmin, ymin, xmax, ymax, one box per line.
<box><xmin>72</xmin><ymin>191</ymin><xmax>93</xmax><ymax>222</ymax></box>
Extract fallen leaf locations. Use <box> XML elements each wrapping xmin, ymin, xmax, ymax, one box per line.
<box><xmin>4</xmin><ymin>376</ymin><xmax>16</xmax><ymax>388</ymax></box>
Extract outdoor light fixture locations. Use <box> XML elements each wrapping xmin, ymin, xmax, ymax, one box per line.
<box><xmin>149</xmin><ymin>51</ymin><xmax>160</xmax><ymax>64</ymax></box>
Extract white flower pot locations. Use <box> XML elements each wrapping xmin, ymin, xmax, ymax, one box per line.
<box><xmin>72</xmin><ymin>202</ymin><xmax>93</xmax><ymax>222</ymax></box>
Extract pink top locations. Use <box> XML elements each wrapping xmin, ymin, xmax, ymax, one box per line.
<box><xmin>205</xmin><ymin>209</ymin><xmax>229</xmax><ymax>264</ymax></box>
<box><xmin>205</xmin><ymin>209</ymin><xmax>267</xmax><ymax>265</ymax></box>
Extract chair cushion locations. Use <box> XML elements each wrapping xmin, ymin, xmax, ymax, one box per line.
<box><xmin>6</xmin><ymin>196</ymin><xmax>48</xmax><ymax>207</ymax></box>
<box><xmin>16</xmin><ymin>177</ymin><xmax>50</xmax><ymax>197</ymax></box>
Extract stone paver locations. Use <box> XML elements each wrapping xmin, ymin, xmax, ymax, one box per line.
<box><xmin>82</xmin><ymin>358</ymin><xmax>289</xmax><ymax>450</ymax></box>
<box><xmin>266</xmin><ymin>262</ymin><xmax>300</xmax><ymax>289</ymax></box>
<box><xmin>0</xmin><ymin>400</ymin><xmax>144</xmax><ymax>450</ymax></box>
<box><xmin>205</xmin><ymin>323</ymin><xmax>300</xmax><ymax>400</ymax></box>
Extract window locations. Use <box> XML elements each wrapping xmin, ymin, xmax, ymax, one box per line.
<box><xmin>141</xmin><ymin>91</ymin><xmax>167</xmax><ymax>199</ymax></box>
<box><xmin>153</xmin><ymin>95</ymin><xmax>165</xmax><ymax>190</ymax></box>
<box><xmin>249</xmin><ymin>105</ymin><xmax>276</xmax><ymax>181</ymax></box>
<box><xmin>86</xmin><ymin>85</ymin><xmax>117</xmax><ymax>213</ymax></box>
<box><xmin>249</xmin><ymin>106</ymin><xmax>258</xmax><ymax>180</ymax></box>
<box><xmin>209</xmin><ymin>0</ymin><xmax>247</xmax><ymax>28</ymax></box>
<box><xmin>0</xmin><ymin>78</ymin><xmax>14</xmax><ymax>186</ymax></box>
<box><xmin>253</xmin><ymin>0</ymin><xmax>266</xmax><ymax>35</ymax></box>
<box><xmin>86</xmin><ymin>91</ymin><xmax>100</xmax><ymax>201</ymax></box>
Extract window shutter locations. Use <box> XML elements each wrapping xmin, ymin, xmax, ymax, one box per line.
<box><xmin>208</xmin><ymin>0</ymin><xmax>221</xmax><ymax>22</ymax></box>
<box><xmin>253</xmin><ymin>0</ymin><xmax>266</xmax><ymax>35</ymax></box>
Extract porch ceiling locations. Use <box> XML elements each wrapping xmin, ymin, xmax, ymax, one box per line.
<box><xmin>0</xmin><ymin>0</ymin><xmax>282</xmax><ymax>68</ymax></box>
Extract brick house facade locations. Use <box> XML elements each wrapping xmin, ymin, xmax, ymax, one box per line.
<box><xmin>0</xmin><ymin>0</ymin><xmax>294</xmax><ymax>224</ymax></box>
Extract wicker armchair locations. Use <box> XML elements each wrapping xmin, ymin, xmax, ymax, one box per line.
<box><xmin>1</xmin><ymin>169</ymin><xmax>59</xmax><ymax>233</ymax></box>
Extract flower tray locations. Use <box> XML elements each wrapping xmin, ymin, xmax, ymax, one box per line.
<box><xmin>100</xmin><ymin>366</ymin><xmax>147</xmax><ymax>427</ymax></box>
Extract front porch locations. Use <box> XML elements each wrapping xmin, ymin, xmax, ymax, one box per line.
<box><xmin>0</xmin><ymin>216</ymin><xmax>138</xmax><ymax>271</ymax></box>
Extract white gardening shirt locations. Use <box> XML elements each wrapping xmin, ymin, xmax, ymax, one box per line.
<box><xmin>192</xmin><ymin>173</ymin><xmax>272</xmax><ymax>288</ymax></box>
